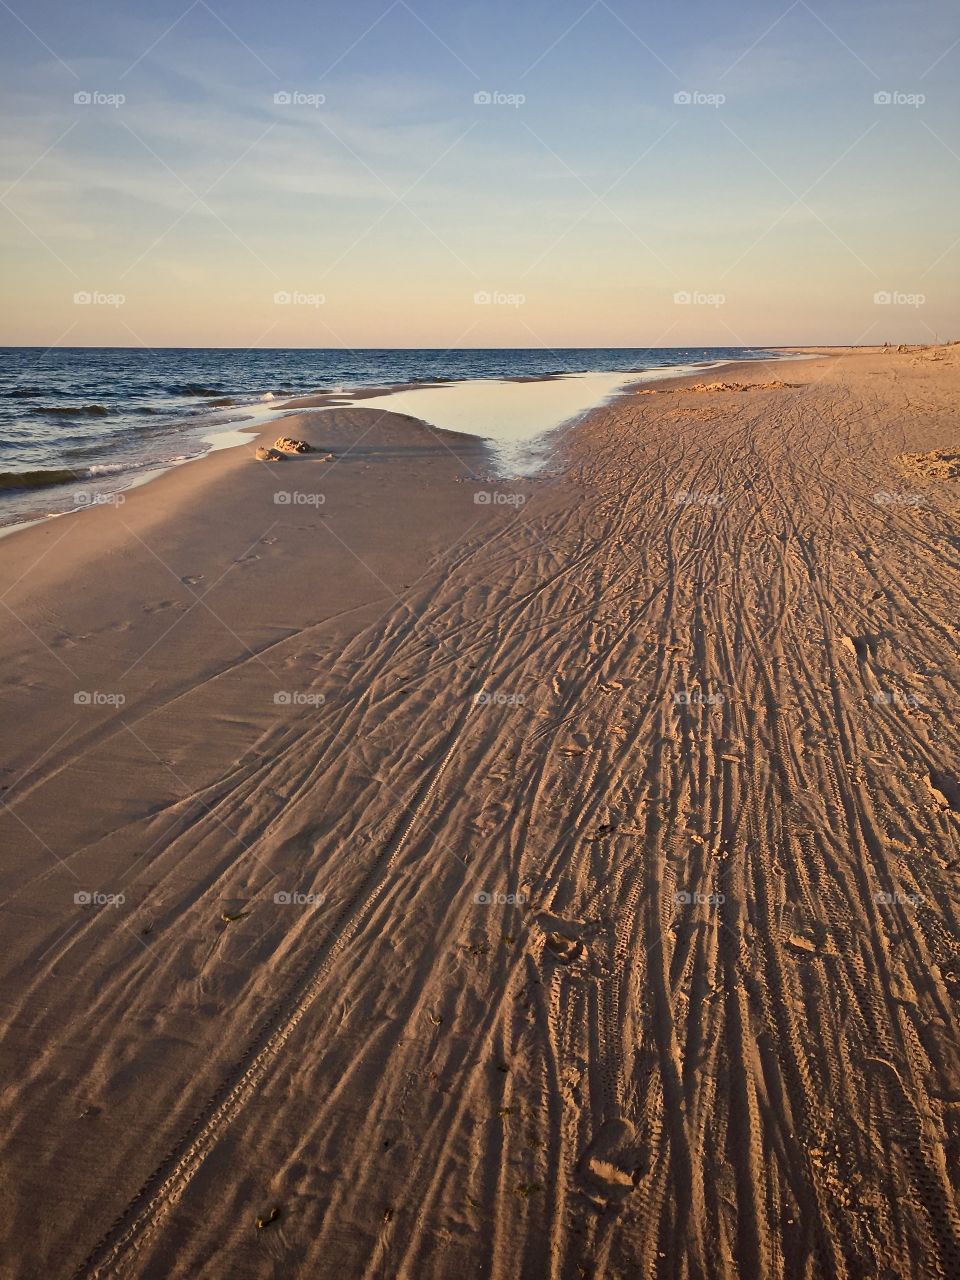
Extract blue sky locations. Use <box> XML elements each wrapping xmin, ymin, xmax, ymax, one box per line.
<box><xmin>1</xmin><ymin>0</ymin><xmax>958</xmax><ymax>346</ymax></box>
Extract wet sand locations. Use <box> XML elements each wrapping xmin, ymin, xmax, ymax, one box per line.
<box><xmin>0</xmin><ymin>345</ymin><xmax>958</xmax><ymax>1278</ymax></box>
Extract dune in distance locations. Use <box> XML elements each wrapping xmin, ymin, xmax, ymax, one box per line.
<box><xmin>0</xmin><ymin>345</ymin><xmax>958</xmax><ymax>1279</ymax></box>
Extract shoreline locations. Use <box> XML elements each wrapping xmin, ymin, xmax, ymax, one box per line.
<box><xmin>1</xmin><ymin>344</ymin><xmax>957</xmax><ymax>1277</ymax></box>
<box><xmin>0</xmin><ymin>351</ymin><xmax>789</xmax><ymax>532</ymax></box>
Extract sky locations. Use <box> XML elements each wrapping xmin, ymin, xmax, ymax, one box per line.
<box><xmin>0</xmin><ymin>0</ymin><xmax>958</xmax><ymax>348</ymax></box>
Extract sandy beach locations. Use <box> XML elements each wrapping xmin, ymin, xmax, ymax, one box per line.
<box><xmin>1</xmin><ymin>346</ymin><xmax>958</xmax><ymax>1278</ymax></box>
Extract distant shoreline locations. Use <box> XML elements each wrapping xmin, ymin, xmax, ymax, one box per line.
<box><xmin>0</xmin><ymin>348</ymin><xmax>780</xmax><ymax>529</ymax></box>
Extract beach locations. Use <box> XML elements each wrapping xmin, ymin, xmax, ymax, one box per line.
<box><xmin>1</xmin><ymin>345</ymin><xmax>958</xmax><ymax>1277</ymax></box>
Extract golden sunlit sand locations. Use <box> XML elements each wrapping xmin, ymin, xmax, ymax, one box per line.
<box><xmin>0</xmin><ymin>347</ymin><xmax>957</xmax><ymax>1277</ymax></box>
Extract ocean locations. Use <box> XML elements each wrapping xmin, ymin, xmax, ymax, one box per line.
<box><xmin>0</xmin><ymin>346</ymin><xmax>774</xmax><ymax>526</ymax></box>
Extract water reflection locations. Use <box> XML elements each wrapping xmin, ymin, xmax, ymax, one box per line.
<box><xmin>340</xmin><ymin>365</ymin><xmax>722</xmax><ymax>473</ymax></box>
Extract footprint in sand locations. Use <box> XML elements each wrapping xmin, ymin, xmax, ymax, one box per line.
<box><xmin>577</xmin><ymin>1118</ymin><xmax>642</xmax><ymax>1207</ymax></box>
<box><xmin>926</xmin><ymin>772</ymin><xmax>960</xmax><ymax>812</ymax></box>
<box><xmin>50</xmin><ymin>632</ymin><xmax>88</xmax><ymax>648</ymax></box>
<box><xmin>841</xmin><ymin>632</ymin><xmax>886</xmax><ymax>661</ymax></box>
<box><xmin>180</xmin><ymin>574</ymin><xmax>204</xmax><ymax>586</ymax></box>
<box><xmin>546</xmin><ymin>932</ymin><xmax>586</xmax><ymax>964</ymax></box>
<box><xmin>2</xmin><ymin>675</ymin><xmax>43</xmax><ymax>690</ymax></box>
<box><xmin>470</xmin><ymin>803</ymin><xmax>509</xmax><ymax>834</ymax></box>
<box><xmin>535</xmin><ymin>914</ymin><xmax>593</xmax><ymax>966</ymax></box>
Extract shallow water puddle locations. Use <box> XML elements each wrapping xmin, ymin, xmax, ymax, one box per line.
<box><xmin>335</xmin><ymin>366</ymin><xmax>722</xmax><ymax>474</ymax></box>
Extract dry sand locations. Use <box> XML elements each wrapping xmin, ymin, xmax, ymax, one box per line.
<box><xmin>0</xmin><ymin>346</ymin><xmax>958</xmax><ymax>1278</ymax></box>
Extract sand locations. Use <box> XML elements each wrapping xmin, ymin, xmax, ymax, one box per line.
<box><xmin>0</xmin><ymin>346</ymin><xmax>958</xmax><ymax>1278</ymax></box>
